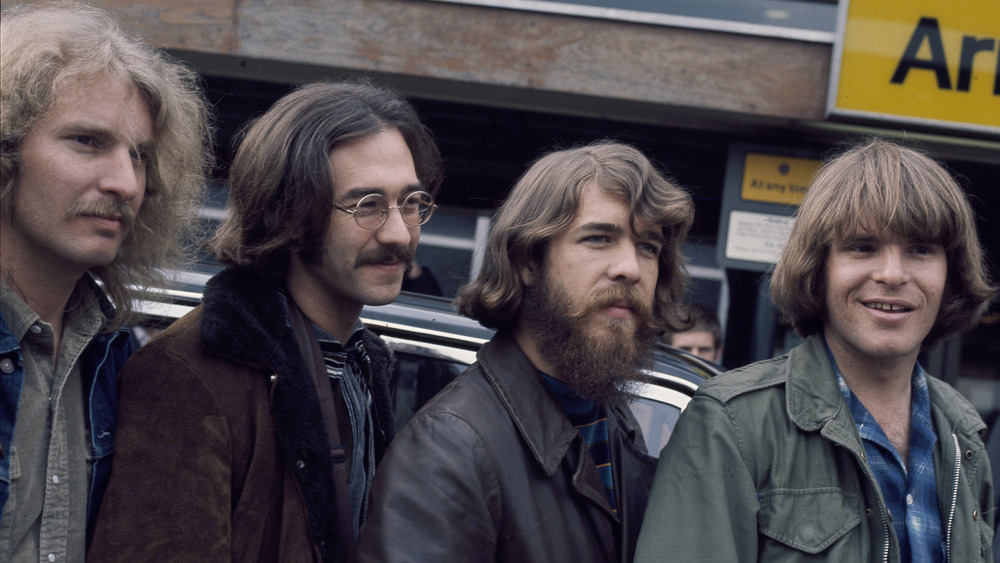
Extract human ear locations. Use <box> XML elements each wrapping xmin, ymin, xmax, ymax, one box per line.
<box><xmin>519</xmin><ymin>260</ymin><xmax>539</xmax><ymax>287</ymax></box>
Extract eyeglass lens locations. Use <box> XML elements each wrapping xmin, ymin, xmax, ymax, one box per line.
<box><xmin>354</xmin><ymin>191</ymin><xmax>434</xmax><ymax>229</ymax></box>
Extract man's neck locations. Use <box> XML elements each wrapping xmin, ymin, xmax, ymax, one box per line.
<box><xmin>830</xmin><ymin>347</ymin><xmax>916</xmax><ymax>399</ymax></box>
<box><xmin>284</xmin><ymin>262</ymin><xmax>363</xmax><ymax>344</ymax></box>
<box><xmin>829</xmin><ymin>341</ymin><xmax>916</xmax><ymax>463</ymax></box>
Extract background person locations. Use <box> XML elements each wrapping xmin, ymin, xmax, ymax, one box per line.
<box><xmin>0</xmin><ymin>3</ymin><xmax>211</xmax><ymax>561</ymax></box>
<box><xmin>664</xmin><ymin>301</ymin><xmax>722</xmax><ymax>364</ymax></box>
<box><xmin>635</xmin><ymin>138</ymin><xmax>996</xmax><ymax>562</ymax></box>
<box><xmin>358</xmin><ymin>141</ymin><xmax>694</xmax><ymax>563</ymax></box>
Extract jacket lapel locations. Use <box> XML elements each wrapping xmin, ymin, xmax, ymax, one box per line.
<box><xmin>200</xmin><ymin>268</ymin><xmax>344</xmax><ymax>562</ymax></box>
<box><xmin>477</xmin><ymin>331</ymin><xmax>645</xmax><ymax>517</ymax></box>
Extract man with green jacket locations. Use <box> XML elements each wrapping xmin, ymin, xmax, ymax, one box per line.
<box><xmin>635</xmin><ymin>138</ymin><xmax>996</xmax><ymax>562</ymax></box>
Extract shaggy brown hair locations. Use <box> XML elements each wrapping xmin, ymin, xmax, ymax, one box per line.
<box><xmin>456</xmin><ymin>140</ymin><xmax>694</xmax><ymax>333</ymax></box>
<box><xmin>770</xmin><ymin>138</ymin><xmax>996</xmax><ymax>346</ymax></box>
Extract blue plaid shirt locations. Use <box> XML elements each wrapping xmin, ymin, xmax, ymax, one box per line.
<box><xmin>834</xmin><ymin>360</ymin><xmax>943</xmax><ymax>563</ymax></box>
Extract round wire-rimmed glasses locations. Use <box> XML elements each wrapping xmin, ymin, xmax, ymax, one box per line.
<box><xmin>333</xmin><ymin>191</ymin><xmax>437</xmax><ymax>230</ymax></box>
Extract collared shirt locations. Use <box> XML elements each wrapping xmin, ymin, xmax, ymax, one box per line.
<box><xmin>0</xmin><ymin>277</ymin><xmax>105</xmax><ymax>563</ymax></box>
<box><xmin>834</xmin><ymin>360</ymin><xmax>943</xmax><ymax>563</ymax></box>
<box><xmin>315</xmin><ymin>319</ymin><xmax>375</xmax><ymax>538</ymax></box>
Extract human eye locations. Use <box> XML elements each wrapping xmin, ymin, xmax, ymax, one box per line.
<box><xmin>842</xmin><ymin>240</ymin><xmax>874</xmax><ymax>254</ymax></box>
<box><xmin>637</xmin><ymin>240</ymin><xmax>662</xmax><ymax>258</ymax></box>
<box><xmin>129</xmin><ymin>146</ymin><xmax>149</xmax><ymax>164</ymax></box>
<box><xmin>354</xmin><ymin>195</ymin><xmax>384</xmax><ymax>217</ymax></box>
<box><xmin>71</xmin><ymin>135</ymin><xmax>102</xmax><ymax>149</ymax></box>
<box><xmin>583</xmin><ymin>234</ymin><xmax>612</xmax><ymax>245</ymax></box>
<box><xmin>400</xmin><ymin>194</ymin><xmax>423</xmax><ymax>215</ymax></box>
<box><xmin>911</xmin><ymin>242</ymin><xmax>941</xmax><ymax>256</ymax></box>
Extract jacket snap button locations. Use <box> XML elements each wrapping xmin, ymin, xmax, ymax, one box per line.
<box><xmin>865</xmin><ymin>508</ymin><xmax>873</xmax><ymax>518</ymax></box>
<box><xmin>0</xmin><ymin>357</ymin><xmax>14</xmax><ymax>374</ymax></box>
<box><xmin>296</xmin><ymin>459</ymin><xmax>305</xmax><ymax>469</ymax></box>
<box><xmin>965</xmin><ymin>450</ymin><xmax>974</xmax><ymax>460</ymax></box>
<box><xmin>973</xmin><ymin>510</ymin><xmax>979</xmax><ymax>520</ymax></box>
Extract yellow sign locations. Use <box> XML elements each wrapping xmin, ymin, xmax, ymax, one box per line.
<box><xmin>741</xmin><ymin>153</ymin><xmax>821</xmax><ymax>206</ymax></box>
<box><xmin>831</xmin><ymin>0</ymin><xmax>1000</xmax><ymax>133</ymax></box>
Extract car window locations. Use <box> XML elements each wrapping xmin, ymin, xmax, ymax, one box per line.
<box><xmin>391</xmin><ymin>351</ymin><xmax>467</xmax><ymax>429</ymax></box>
<box><xmin>629</xmin><ymin>396</ymin><xmax>682</xmax><ymax>457</ymax></box>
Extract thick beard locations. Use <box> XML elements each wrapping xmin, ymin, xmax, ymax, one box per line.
<box><xmin>521</xmin><ymin>275</ymin><xmax>657</xmax><ymax>408</ymax></box>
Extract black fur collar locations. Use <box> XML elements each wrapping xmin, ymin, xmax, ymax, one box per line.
<box><xmin>199</xmin><ymin>268</ymin><xmax>293</xmax><ymax>368</ymax></box>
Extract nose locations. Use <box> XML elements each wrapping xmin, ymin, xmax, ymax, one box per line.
<box><xmin>98</xmin><ymin>146</ymin><xmax>145</xmax><ymax>204</ymax></box>
<box><xmin>873</xmin><ymin>246</ymin><xmax>908</xmax><ymax>285</ymax></box>
<box><xmin>607</xmin><ymin>243</ymin><xmax>643</xmax><ymax>284</ymax></box>
<box><xmin>375</xmin><ymin>204</ymin><xmax>416</xmax><ymax>247</ymax></box>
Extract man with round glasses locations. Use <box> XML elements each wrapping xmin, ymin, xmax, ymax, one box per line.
<box><xmin>88</xmin><ymin>80</ymin><xmax>443</xmax><ymax>562</ymax></box>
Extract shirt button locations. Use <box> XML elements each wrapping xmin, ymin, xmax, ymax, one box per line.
<box><xmin>48</xmin><ymin>554</ymin><xmax>56</xmax><ymax>562</ymax></box>
<box><xmin>906</xmin><ymin>494</ymin><xmax>914</xmax><ymax>506</ymax></box>
<box><xmin>30</xmin><ymin>325</ymin><xmax>42</xmax><ymax>334</ymax></box>
<box><xmin>52</xmin><ymin>475</ymin><xmax>60</xmax><ymax>484</ymax></box>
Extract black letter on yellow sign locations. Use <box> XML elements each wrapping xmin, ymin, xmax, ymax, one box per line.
<box><xmin>958</xmin><ymin>36</ymin><xmax>996</xmax><ymax>91</ymax></box>
<box><xmin>892</xmin><ymin>17</ymin><xmax>951</xmax><ymax>89</ymax></box>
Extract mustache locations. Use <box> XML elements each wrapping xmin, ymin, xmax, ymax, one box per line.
<box><xmin>566</xmin><ymin>284</ymin><xmax>653</xmax><ymax>323</ymax></box>
<box><xmin>354</xmin><ymin>244</ymin><xmax>415</xmax><ymax>268</ymax></box>
<box><xmin>66</xmin><ymin>198</ymin><xmax>135</xmax><ymax>229</ymax></box>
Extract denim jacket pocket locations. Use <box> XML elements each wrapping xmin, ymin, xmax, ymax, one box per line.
<box><xmin>759</xmin><ymin>488</ymin><xmax>863</xmax><ymax>554</ymax></box>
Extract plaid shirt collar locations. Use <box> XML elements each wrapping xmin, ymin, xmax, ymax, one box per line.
<box><xmin>828</xmin><ymin>345</ymin><xmax>943</xmax><ymax>563</ymax></box>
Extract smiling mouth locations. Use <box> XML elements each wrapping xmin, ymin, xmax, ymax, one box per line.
<box><xmin>864</xmin><ymin>302</ymin><xmax>911</xmax><ymax>312</ymax></box>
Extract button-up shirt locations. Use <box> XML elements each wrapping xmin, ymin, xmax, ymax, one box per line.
<box><xmin>1</xmin><ymin>278</ymin><xmax>105</xmax><ymax>563</ymax></box>
<box><xmin>835</xmin><ymin>360</ymin><xmax>943</xmax><ymax>563</ymax></box>
<box><xmin>315</xmin><ymin>319</ymin><xmax>374</xmax><ymax>537</ymax></box>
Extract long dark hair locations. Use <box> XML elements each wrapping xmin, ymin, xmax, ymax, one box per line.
<box><xmin>210</xmin><ymin>80</ymin><xmax>443</xmax><ymax>277</ymax></box>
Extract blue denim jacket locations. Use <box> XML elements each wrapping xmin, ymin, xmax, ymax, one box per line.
<box><xmin>0</xmin><ymin>310</ymin><xmax>131</xmax><ymax>538</ymax></box>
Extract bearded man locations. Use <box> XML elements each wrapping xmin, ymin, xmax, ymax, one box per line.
<box><xmin>357</xmin><ymin>140</ymin><xmax>695</xmax><ymax>563</ymax></box>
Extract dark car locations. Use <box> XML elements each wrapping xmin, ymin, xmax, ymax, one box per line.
<box><xmin>134</xmin><ymin>278</ymin><xmax>721</xmax><ymax>457</ymax></box>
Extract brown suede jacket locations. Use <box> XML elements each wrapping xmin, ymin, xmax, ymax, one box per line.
<box><xmin>357</xmin><ymin>331</ymin><xmax>657</xmax><ymax>563</ymax></box>
<box><xmin>87</xmin><ymin>268</ymin><xmax>395</xmax><ymax>563</ymax></box>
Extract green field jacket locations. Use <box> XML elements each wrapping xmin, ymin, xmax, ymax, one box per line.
<box><xmin>634</xmin><ymin>335</ymin><xmax>994</xmax><ymax>562</ymax></box>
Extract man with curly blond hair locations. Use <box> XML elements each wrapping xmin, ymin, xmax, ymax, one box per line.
<box><xmin>0</xmin><ymin>3</ymin><xmax>212</xmax><ymax>561</ymax></box>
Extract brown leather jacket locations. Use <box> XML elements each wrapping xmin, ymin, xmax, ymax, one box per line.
<box><xmin>357</xmin><ymin>331</ymin><xmax>657</xmax><ymax>563</ymax></box>
<box><xmin>87</xmin><ymin>268</ymin><xmax>395</xmax><ymax>563</ymax></box>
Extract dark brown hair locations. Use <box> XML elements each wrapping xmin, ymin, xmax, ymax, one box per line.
<box><xmin>771</xmin><ymin>138</ymin><xmax>996</xmax><ymax>346</ymax></box>
<box><xmin>456</xmin><ymin>140</ymin><xmax>694</xmax><ymax>332</ymax></box>
<box><xmin>209</xmin><ymin>80</ymin><xmax>443</xmax><ymax>277</ymax></box>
